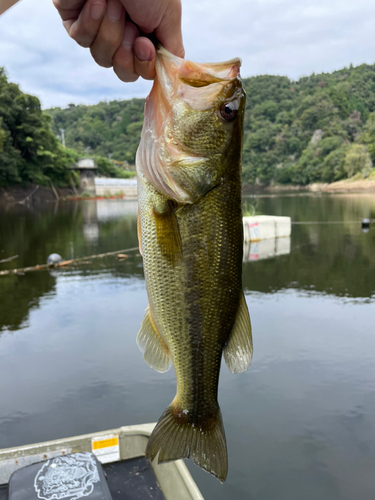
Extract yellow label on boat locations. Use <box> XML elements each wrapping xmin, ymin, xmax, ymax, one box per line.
<box><xmin>92</xmin><ymin>437</ymin><xmax>118</xmax><ymax>450</ymax></box>
<box><xmin>92</xmin><ymin>434</ymin><xmax>120</xmax><ymax>464</ymax></box>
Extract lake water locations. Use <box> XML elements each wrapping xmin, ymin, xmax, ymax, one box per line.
<box><xmin>0</xmin><ymin>193</ymin><xmax>375</xmax><ymax>500</ymax></box>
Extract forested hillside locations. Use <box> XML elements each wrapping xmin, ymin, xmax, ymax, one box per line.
<box><xmin>2</xmin><ymin>62</ymin><xmax>375</xmax><ymax>188</ymax></box>
<box><xmin>241</xmin><ymin>63</ymin><xmax>375</xmax><ymax>184</ymax></box>
<box><xmin>47</xmin><ymin>62</ymin><xmax>375</xmax><ymax>186</ymax></box>
<box><xmin>47</xmin><ymin>99</ymin><xmax>144</xmax><ymax>166</ymax></box>
<box><xmin>0</xmin><ymin>68</ymin><xmax>134</xmax><ymax>187</ymax></box>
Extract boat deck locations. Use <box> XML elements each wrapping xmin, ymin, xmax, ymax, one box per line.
<box><xmin>0</xmin><ymin>484</ymin><xmax>6</xmax><ymax>500</ymax></box>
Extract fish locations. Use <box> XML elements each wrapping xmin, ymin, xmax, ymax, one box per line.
<box><xmin>135</xmin><ymin>46</ymin><xmax>253</xmax><ymax>483</ymax></box>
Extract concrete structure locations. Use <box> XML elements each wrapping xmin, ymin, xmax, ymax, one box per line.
<box><xmin>243</xmin><ymin>215</ymin><xmax>291</xmax><ymax>242</ymax></box>
<box><xmin>95</xmin><ymin>178</ymin><xmax>137</xmax><ymax>198</ymax></box>
<box><xmin>69</xmin><ymin>158</ymin><xmax>98</xmax><ymax>193</ymax></box>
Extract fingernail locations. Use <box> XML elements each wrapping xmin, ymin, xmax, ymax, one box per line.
<box><xmin>107</xmin><ymin>0</ymin><xmax>122</xmax><ymax>21</ymax></box>
<box><xmin>135</xmin><ymin>44</ymin><xmax>153</xmax><ymax>62</ymax></box>
<box><xmin>90</xmin><ymin>1</ymin><xmax>105</xmax><ymax>20</ymax></box>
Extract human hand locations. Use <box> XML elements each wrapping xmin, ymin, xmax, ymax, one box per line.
<box><xmin>53</xmin><ymin>0</ymin><xmax>184</xmax><ymax>82</ymax></box>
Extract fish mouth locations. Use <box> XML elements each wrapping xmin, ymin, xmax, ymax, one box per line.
<box><xmin>157</xmin><ymin>45</ymin><xmax>241</xmax><ymax>85</ymax></box>
<box><xmin>155</xmin><ymin>46</ymin><xmax>242</xmax><ymax>111</ymax></box>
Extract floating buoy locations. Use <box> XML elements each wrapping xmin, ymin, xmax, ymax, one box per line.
<box><xmin>361</xmin><ymin>219</ymin><xmax>370</xmax><ymax>228</ymax></box>
<box><xmin>47</xmin><ymin>253</ymin><xmax>63</xmax><ymax>265</ymax></box>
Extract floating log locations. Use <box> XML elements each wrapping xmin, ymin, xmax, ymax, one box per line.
<box><xmin>0</xmin><ymin>255</ymin><xmax>18</xmax><ymax>264</ymax></box>
<box><xmin>0</xmin><ymin>247</ymin><xmax>139</xmax><ymax>277</ymax></box>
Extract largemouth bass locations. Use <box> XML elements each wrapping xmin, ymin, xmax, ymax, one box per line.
<box><xmin>136</xmin><ymin>46</ymin><xmax>253</xmax><ymax>482</ymax></box>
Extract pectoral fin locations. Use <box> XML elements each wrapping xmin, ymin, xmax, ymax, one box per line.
<box><xmin>224</xmin><ymin>292</ymin><xmax>253</xmax><ymax>374</ymax></box>
<box><xmin>153</xmin><ymin>199</ymin><xmax>182</xmax><ymax>264</ymax></box>
<box><xmin>137</xmin><ymin>307</ymin><xmax>172</xmax><ymax>373</ymax></box>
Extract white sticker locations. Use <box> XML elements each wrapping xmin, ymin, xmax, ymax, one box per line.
<box><xmin>91</xmin><ymin>434</ymin><xmax>120</xmax><ymax>464</ymax></box>
<box><xmin>34</xmin><ymin>453</ymin><xmax>99</xmax><ymax>500</ymax></box>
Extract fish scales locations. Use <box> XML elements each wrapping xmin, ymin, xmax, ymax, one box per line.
<box><xmin>136</xmin><ymin>47</ymin><xmax>253</xmax><ymax>482</ymax></box>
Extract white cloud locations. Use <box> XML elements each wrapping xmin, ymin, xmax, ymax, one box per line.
<box><xmin>0</xmin><ymin>0</ymin><xmax>374</xmax><ymax>108</ymax></box>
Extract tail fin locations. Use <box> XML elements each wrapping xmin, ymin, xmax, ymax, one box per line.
<box><xmin>145</xmin><ymin>403</ymin><xmax>228</xmax><ymax>482</ymax></box>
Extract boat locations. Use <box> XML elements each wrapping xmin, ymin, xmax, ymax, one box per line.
<box><xmin>0</xmin><ymin>423</ymin><xmax>204</xmax><ymax>500</ymax></box>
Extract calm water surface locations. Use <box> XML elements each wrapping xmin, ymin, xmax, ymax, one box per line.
<box><xmin>0</xmin><ymin>194</ymin><xmax>375</xmax><ymax>500</ymax></box>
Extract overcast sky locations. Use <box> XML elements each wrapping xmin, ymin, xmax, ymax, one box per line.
<box><xmin>1</xmin><ymin>0</ymin><xmax>375</xmax><ymax>109</ymax></box>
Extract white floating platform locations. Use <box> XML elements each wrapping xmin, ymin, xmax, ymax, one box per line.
<box><xmin>243</xmin><ymin>215</ymin><xmax>291</xmax><ymax>242</ymax></box>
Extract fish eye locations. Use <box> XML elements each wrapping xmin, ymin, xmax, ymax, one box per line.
<box><xmin>220</xmin><ymin>102</ymin><xmax>238</xmax><ymax>121</ymax></box>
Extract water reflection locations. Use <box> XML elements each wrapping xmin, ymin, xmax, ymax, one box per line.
<box><xmin>1</xmin><ymin>195</ymin><xmax>374</xmax><ymax>334</ymax></box>
<box><xmin>96</xmin><ymin>200</ymin><xmax>138</xmax><ymax>220</ymax></box>
<box><xmin>1</xmin><ymin>195</ymin><xmax>375</xmax><ymax>500</ymax></box>
<box><xmin>0</xmin><ymin>200</ymin><xmax>139</xmax><ymax>333</ymax></box>
<box><xmin>243</xmin><ymin>237</ymin><xmax>290</xmax><ymax>262</ymax></box>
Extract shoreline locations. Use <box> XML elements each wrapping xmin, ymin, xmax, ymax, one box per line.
<box><xmin>1</xmin><ymin>178</ymin><xmax>375</xmax><ymax>206</ymax></box>
<box><xmin>243</xmin><ymin>179</ymin><xmax>375</xmax><ymax>195</ymax></box>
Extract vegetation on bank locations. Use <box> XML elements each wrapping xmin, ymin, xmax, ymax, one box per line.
<box><xmin>2</xmin><ymin>62</ymin><xmax>375</xmax><ymax>188</ymax></box>
<box><xmin>46</xmin><ymin>99</ymin><xmax>144</xmax><ymax>166</ymax></box>
<box><xmin>0</xmin><ymin>68</ymin><xmax>80</xmax><ymax>187</ymax></box>
<box><xmin>0</xmin><ymin>68</ymin><xmax>134</xmax><ymax>188</ymax></box>
<box><xmin>46</xmin><ymin>62</ymin><xmax>375</xmax><ymax>186</ymax></box>
<box><xmin>241</xmin><ymin>64</ymin><xmax>375</xmax><ymax>185</ymax></box>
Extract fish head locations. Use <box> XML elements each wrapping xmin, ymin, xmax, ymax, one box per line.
<box><xmin>137</xmin><ymin>47</ymin><xmax>246</xmax><ymax>203</ymax></box>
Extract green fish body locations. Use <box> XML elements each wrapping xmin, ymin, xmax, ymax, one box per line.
<box><xmin>136</xmin><ymin>47</ymin><xmax>253</xmax><ymax>482</ymax></box>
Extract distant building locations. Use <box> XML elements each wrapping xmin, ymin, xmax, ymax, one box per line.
<box><xmin>69</xmin><ymin>158</ymin><xmax>98</xmax><ymax>192</ymax></box>
<box><xmin>94</xmin><ymin>178</ymin><xmax>137</xmax><ymax>198</ymax></box>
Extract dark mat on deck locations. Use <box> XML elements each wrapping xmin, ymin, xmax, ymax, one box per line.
<box><xmin>103</xmin><ymin>457</ymin><xmax>165</xmax><ymax>500</ymax></box>
<box><xmin>0</xmin><ymin>484</ymin><xmax>8</xmax><ymax>500</ymax></box>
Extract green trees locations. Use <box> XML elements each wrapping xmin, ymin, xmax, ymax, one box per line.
<box><xmin>2</xmin><ymin>61</ymin><xmax>375</xmax><ymax>188</ymax></box>
<box><xmin>46</xmin><ymin>99</ymin><xmax>145</xmax><ymax>164</ymax></box>
<box><xmin>45</xmin><ymin>62</ymin><xmax>375</xmax><ymax>186</ymax></box>
<box><xmin>343</xmin><ymin>144</ymin><xmax>373</xmax><ymax>178</ymax></box>
<box><xmin>0</xmin><ymin>68</ymin><xmax>78</xmax><ymax>186</ymax></box>
<box><xmin>0</xmin><ymin>68</ymin><xmax>136</xmax><ymax>187</ymax></box>
<box><xmin>241</xmin><ymin>62</ymin><xmax>375</xmax><ymax>185</ymax></box>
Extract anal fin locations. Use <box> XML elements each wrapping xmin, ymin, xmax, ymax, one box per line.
<box><xmin>137</xmin><ymin>307</ymin><xmax>172</xmax><ymax>373</ymax></box>
<box><xmin>224</xmin><ymin>291</ymin><xmax>253</xmax><ymax>374</ymax></box>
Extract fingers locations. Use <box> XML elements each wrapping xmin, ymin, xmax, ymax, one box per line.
<box><xmin>54</xmin><ymin>0</ymin><xmax>185</xmax><ymax>83</ymax></box>
<box><xmin>53</xmin><ymin>0</ymin><xmax>86</xmax><ymax>11</ymax></box>
<box><xmin>113</xmin><ymin>22</ymin><xmax>140</xmax><ymax>82</ymax></box>
<box><xmin>52</xmin><ymin>0</ymin><xmax>85</xmax><ymax>21</ymax></box>
<box><xmin>55</xmin><ymin>0</ymin><xmax>107</xmax><ymax>48</ymax></box>
<box><xmin>90</xmin><ymin>0</ymin><xmax>125</xmax><ymax>67</ymax></box>
<box><xmin>113</xmin><ymin>28</ymin><xmax>156</xmax><ymax>82</ymax></box>
<box><xmin>134</xmin><ymin>38</ymin><xmax>156</xmax><ymax>80</ymax></box>
<box><xmin>155</xmin><ymin>0</ymin><xmax>184</xmax><ymax>58</ymax></box>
